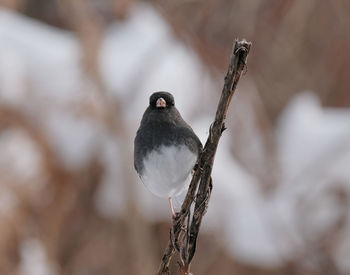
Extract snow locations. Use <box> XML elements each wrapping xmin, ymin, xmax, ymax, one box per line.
<box><xmin>277</xmin><ymin>92</ymin><xmax>350</xmax><ymax>183</ymax></box>
<box><xmin>1</xmin><ymin>3</ymin><xmax>350</xmax><ymax>272</ymax></box>
<box><xmin>94</xmin><ymin>135</ymin><xmax>126</xmax><ymax>217</ymax></box>
<box><xmin>100</xmin><ymin>3</ymin><xmax>172</xmax><ymax>95</ymax></box>
<box><xmin>0</xmin><ymin>8</ymin><xmax>81</xmax><ymax>101</ymax></box>
<box><xmin>0</xmin><ymin>129</ymin><xmax>43</xmax><ymax>181</ymax></box>
<box><xmin>19</xmin><ymin>239</ymin><xmax>56</xmax><ymax>275</ymax></box>
<box><xmin>43</xmin><ymin>111</ymin><xmax>103</xmax><ymax>169</ymax></box>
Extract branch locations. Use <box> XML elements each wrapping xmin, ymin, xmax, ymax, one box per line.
<box><xmin>157</xmin><ymin>39</ymin><xmax>252</xmax><ymax>275</ymax></box>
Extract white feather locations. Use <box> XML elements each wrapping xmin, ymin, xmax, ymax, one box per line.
<box><xmin>140</xmin><ymin>145</ymin><xmax>197</xmax><ymax>198</ymax></box>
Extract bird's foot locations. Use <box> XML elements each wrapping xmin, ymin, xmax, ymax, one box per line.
<box><xmin>168</xmin><ymin>197</ymin><xmax>177</xmax><ymax>219</ymax></box>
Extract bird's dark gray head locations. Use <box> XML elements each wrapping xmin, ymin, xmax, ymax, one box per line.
<box><xmin>149</xmin><ymin>92</ymin><xmax>175</xmax><ymax>109</ymax></box>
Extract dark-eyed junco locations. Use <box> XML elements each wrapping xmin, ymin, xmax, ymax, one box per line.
<box><xmin>134</xmin><ymin>92</ymin><xmax>202</xmax><ymax>217</ymax></box>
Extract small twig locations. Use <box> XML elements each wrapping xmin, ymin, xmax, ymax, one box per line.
<box><xmin>157</xmin><ymin>39</ymin><xmax>251</xmax><ymax>274</ymax></box>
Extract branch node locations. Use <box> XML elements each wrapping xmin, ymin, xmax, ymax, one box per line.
<box><xmin>221</xmin><ymin>123</ymin><xmax>227</xmax><ymax>133</ymax></box>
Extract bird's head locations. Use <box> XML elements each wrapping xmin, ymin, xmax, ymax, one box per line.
<box><xmin>149</xmin><ymin>92</ymin><xmax>175</xmax><ymax>109</ymax></box>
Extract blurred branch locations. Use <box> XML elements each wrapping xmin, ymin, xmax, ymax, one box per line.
<box><xmin>57</xmin><ymin>2</ymin><xmax>156</xmax><ymax>274</ymax></box>
<box><xmin>157</xmin><ymin>39</ymin><xmax>251</xmax><ymax>274</ymax></box>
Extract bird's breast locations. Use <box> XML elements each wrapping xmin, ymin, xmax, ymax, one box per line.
<box><xmin>140</xmin><ymin>144</ymin><xmax>197</xmax><ymax>198</ymax></box>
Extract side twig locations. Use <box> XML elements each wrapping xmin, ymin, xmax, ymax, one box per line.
<box><xmin>157</xmin><ymin>39</ymin><xmax>251</xmax><ymax>275</ymax></box>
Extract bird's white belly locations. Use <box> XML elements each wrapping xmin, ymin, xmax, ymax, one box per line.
<box><xmin>140</xmin><ymin>145</ymin><xmax>197</xmax><ymax>198</ymax></box>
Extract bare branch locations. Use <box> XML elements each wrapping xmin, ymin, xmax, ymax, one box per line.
<box><xmin>157</xmin><ymin>39</ymin><xmax>252</xmax><ymax>274</ymax></box>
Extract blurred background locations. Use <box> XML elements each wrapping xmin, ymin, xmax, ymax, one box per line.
<box><xmin>0</xmin><ymin>0</ymin><xmax>350</xmax><ymax>274</ymax></box>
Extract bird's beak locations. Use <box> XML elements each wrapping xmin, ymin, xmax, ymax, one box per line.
<box><xmin>156</xmin><ymin>97</ymin><xmax>166</xmax><ymax>108</ymax></box>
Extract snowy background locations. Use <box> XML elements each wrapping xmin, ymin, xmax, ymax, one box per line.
<box><xmin>1</xmin><ymin>1</ymin><xmax>350</xmax><ymax>275</ymax></box>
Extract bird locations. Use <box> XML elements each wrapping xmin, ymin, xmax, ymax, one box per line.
<box><xmin>134</xmin><ymin>91</ymin><xmax>202</xmax><ymax>217</ymax></box>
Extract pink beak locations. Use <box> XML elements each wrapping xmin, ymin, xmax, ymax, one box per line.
<box><xmin>156</xmin><ymin>97</ymin><xmax>166</xmax><ymax>108</ymax></box>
